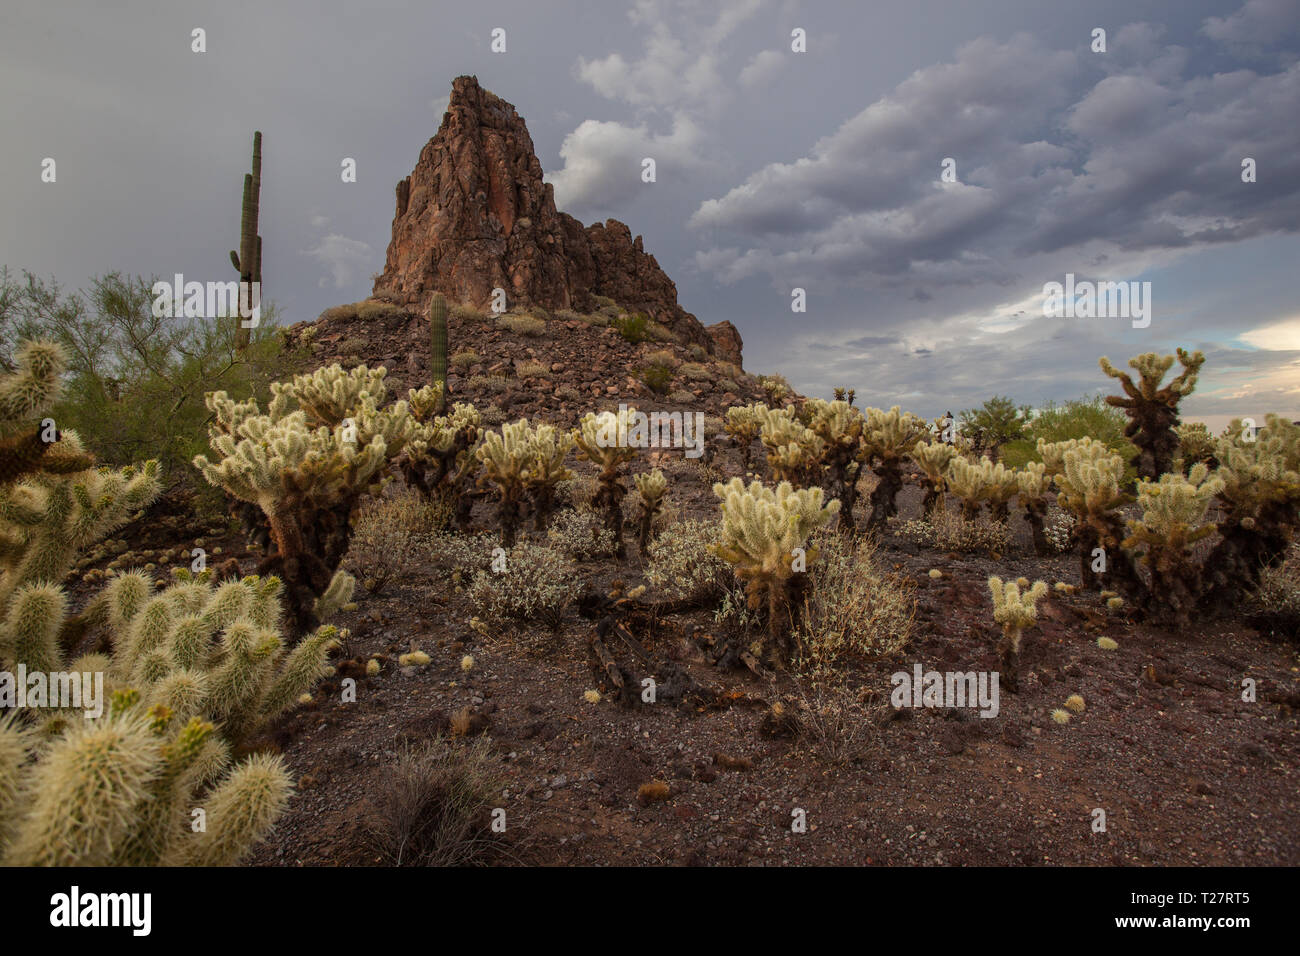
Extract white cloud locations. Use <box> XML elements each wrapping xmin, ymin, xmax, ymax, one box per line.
<box><xmin>301</xmin><ymin>234</ymin><xmax>374</xmax><ymax>289</ymax></box>
<box><xmin>739</xmin><ymin>49</ymin><xmax>785</xmax><ymax>88</ymax></box>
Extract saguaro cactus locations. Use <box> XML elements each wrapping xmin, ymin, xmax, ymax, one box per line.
<box><xmin>1100</xmin><ymin>349</ymin><xmax>1204</xmax><ymax>481</ymax></box>
<box><xmin>429</xmin><ymin>292</ymin><xmax>449</xmax><ymax>413</ymax></box>
<box><xmin>229</xmin><ymin>131</ymin><xmax>263</xmax><ymax>355</ymax></box>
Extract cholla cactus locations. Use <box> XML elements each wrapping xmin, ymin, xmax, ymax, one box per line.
<box><xmin>1053</xmin><ymin>438</ymin><xmax>1139</xmax><ymax>592</ymax></box>
<box><xmin>862</xmin><ymin>406</ymin><xmax>928</xmax><ymax>531</ymax></box>
<box><xmin>802</xmin><ymin>398</ymin><xmax>868</xmax><ymax>531</ymax></box>
<box><xmin>633</xmin><ymin>469</ymin><xmax>668</xmax><ymax>556</ymax></box>
<box><xmin>0</xmin><ymin>341</ymin><xmax>94</xmax><ymax>485</ymax></box>
<box><xmin>724</xmin><ymin>404</ymin><xmax>766</xmax><ymax>472</ymax></box>
<box><xmin>0</xmin><ymin>568</ymin><xmax>339</xmax><ymax>745</ymax></box>
<box><xmin>1122</xmin><ymin>464</ymin><xmax>1224</xmax><ymax>623</ymax></box>
<box><xmin>476</xmin><ymin>420</ymin><xmax>533</xmax><ymax>548</ymax></box>
<box><xmin>1016</xmin><ymin>462</ymin><xmax>1053</xmax><ymax>555</ymax></box>
<box><xmin>1036</xmin><ymin>437</ymin><xmax>1091</xmax><ymax>478</ymax></box>
<box><xmin>944</xmin><ymin>457</ymin><xmax>1015</xmax><ymax>521</ymax></box>
<box><xmin>0</xmin><ymin>452</ymin><xmax>161</xmax><ymax>611</ymax></box>
<box><xmin>988</xmin><ymin>576</ymin><xmax>1048</xmax><ymax>688</ymax></box>
<box><xmin>193</xmin><ymin>363</ymin><xmax>406</xmax><ymax>633</ymax></box>
<box><xmin>402</xmin><ymin>389</ymin><xmax>483</xmax><ymax>530</ymax></box>
<box><xmin>1200</xmin><ymin>415</ymin><xmax>1300</xmax><ymax>612</ymax></box>
<box><xmin>575</xmin><ymin>407</ymin><xmax>641</xmax><ymax>558</ymax></box>
<box><xmin>0</xmin><ymin>705</ymin><xmax>291</xmax><ymax>866</ymax></box>
<box><xmin>1176</xmin><ymin>421</ymin><xmax>1217</xmax><ymax>470</ymax></box>
<box><xmin>524</xmin><ymin>423</ymin><xmax>575</xmax><ymax>532</ymax></box>
<box><xmin>709</xmin><ymin>477</ymin><xmax>840</xmax><ymax>663</ymax></box>
<box><xmin>1100</xmin><ymin>349</ymin><xmax>1204</xmax><ymax>480</ymax></box>
<box><xmin>910</xmin><ymin>441</ymin><xmax>957</xmax><ymax>515</ymax></box>
<box><xmin>756</xmin><ymin>405</ymin><xmax>825</xmax><ymax>486</ymax></box>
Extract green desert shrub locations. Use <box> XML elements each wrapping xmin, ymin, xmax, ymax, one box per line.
<box><xmin>0</xmin><ymin>269</ymin><xmax>291</xmax><ymax>483</ymax></box>
<box><xmin>451</xmin><ymin>350</ymin><xmax>481</xmax><ymax>372</ymax></box>
<box><xmin>496</xmin><ymin>314</ymin><xmax>545</xmax><ymax>336</ymax></box>
<box><xmin>678</xmin><ymin>362</ymin><xmax>712</xmax><ymax>381</ymax></box>
<box><xmin>464</xmin><ymin>374</ymin><xmax>508</xmax><ymax>394</ymax></box>
<box><xmin>1000</xmin><ymin>394</ymin><xmax>1136</xmax><ymax>469</ymax></box>
<box><xmin>640</xmin><ymin>363</ymin><xmax>673</xmax><ymax>394</ymax></box>
<box><xmin>612</xmin><ymin>312</ymin><xmax>651</xmax><ymax>344</ymax></box>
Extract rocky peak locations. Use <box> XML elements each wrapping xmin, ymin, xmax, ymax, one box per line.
<box><xmin>372</xmin><ymin>75</ymin><xmax>736</xmax><ymax>361</ymax></box>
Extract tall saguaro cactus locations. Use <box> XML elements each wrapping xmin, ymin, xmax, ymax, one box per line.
<box><xmin>429</xmin><ymin>292</ymin><xmax>448</xmax><ymax>413</ymax></box>
<box><xmin>229</xmin><ymin>131</ymin><xmax>263</xmax><ymax>354</ymax></box>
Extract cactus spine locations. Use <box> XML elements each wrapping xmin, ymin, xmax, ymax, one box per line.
<box><xmin>230</xmin><ymin>131</ymin><xmax>263</xmax><ymax>355</ymax></box>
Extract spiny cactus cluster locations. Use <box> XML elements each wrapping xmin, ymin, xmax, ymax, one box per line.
<box><xmin>756</xmin><ymin>405</ymin><xmax>825</xmax><ymax>487</ymax></box>
<box><xmin>193</xmin><ymin>363</ymin><xmax>409</xmax><ymax>632</ymax></box>
<box><xmin>633</xmin><ymin>468</ymin><xmax>667</xmax><ymax>556</ymax></box>
<box><xmin>1052</xmin><ymin>437</ymin><xmax>1140</xmax><ymax>593</ymax></box>
<box><xmin>861</xmin><ymin>406</ymin><xmax>928</xmax><ymax>531</ymax></box>
<box><xmin>1122</xmin><ymin>465</ymin><xmax>1223</xmax><ymax>623</ymax></box>
<box><xmin>944</xmin><ymin>457</ymin><xmax>1019</xmax><ymax>523</ymax></box>
<box><xmin>723</xmin><ymin>404</ymin><xmax>764</xmax><ymax>472</ymax></box>
<box><xmin>987</xmin><ymin>576</ymin><xmax>1048</xmax><ymax>689</ymax></box>
<box><xmin>1100</xmin><ymin>348</ymin><xmax>1204</xmax><ymax>480</ymax></box>
<box><xmin>401</xmin><ymin>384</ymin><xmax>483</xmax><ymax>530</ymax></box>
<box><xmin>476</xmin><ymin>419</ymin><xmax>576</xmax><ymax>547</ymax></box>
<box><xmin>709</xmin><ymin>477</ymin><xmax>840</xmax><ymax>663</ymax></box>
<box><xmin>0</xmin><ymin>703</ymin><xmax>290</xmax><ymax>866</ymax></box>
<box><xmin>910</xmin><ymin>440</ymin><xmax>958</xmax><ymax>516</ymax></box>
<box><xmin>575</xmin><ymin>406</ymin><xmax>641</xmax><ymax>558</ymax></box>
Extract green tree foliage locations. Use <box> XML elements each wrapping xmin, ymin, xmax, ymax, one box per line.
<box><xmin>959</xmin><ymin>395</ymin><xmax>1031</xmax><ymax>458</ymax></box>
<box><xmin>999</xmin><ymin>394</ymin><xmax>1136</xmax><ymax>470</ymax></box>
<box><xmin>0</xmin><ymin>268</ymin><xmax>292</xmax><ymax>484</ymax></box>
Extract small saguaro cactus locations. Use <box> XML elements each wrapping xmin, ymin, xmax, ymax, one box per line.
<box><xmin>987</xmin><ymin>575</ymin><xmax>1048</xmax><ymax>690</ymax></box>
<box><xmin>229</xmin><ymin>131</ymin><xmax>263</xmax><ymax>355</ymax></box>
<box><xmin>862</xmin><ymin>406</ymin><xmax>927</xmax><ymax>531</ymax></box>
<box><xmin>633</xmin><ymin>468</ymin><xmax>668</xmax><ymax>556</ymax></box>
<box><xmin>910</xmin><ymin>441</ymin><xmax>958</xmax><ymax>515</ymax></box>
<box><xmin>709</xmin><ymin>477</ymin><xmax>840</xmax><ymax>664</ymax></box>
<box><xmin>1100</xmin><ymin>348</ymin><xmax>1204</xmax><ymax>481</ymax></box>
<box><xmin>1121</xmin><ymin>464</ymin><xmax>1224</xmax><ymax>623</ymax></box>
<box><xmin>574</xmin><ymin>406</ymin><xmax>641</xmax><ymax>558</ymax></box>
<box><xmin>429</xmin><ymin>292</ymin><xmax>449</xmax><ymax>414</ymax></box>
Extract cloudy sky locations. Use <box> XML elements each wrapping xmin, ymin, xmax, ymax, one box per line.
<box><xmin>2</xmin><ymin>0</ymin><xmax>1297</xmax><ymax>429</ymax></box>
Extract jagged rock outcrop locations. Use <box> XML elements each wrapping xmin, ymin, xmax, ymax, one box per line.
<box><xmin>372</xmin><ymin>75</ymin><xmax>729</xmax><ymax>359</ymax></box>
<box><xmin>706</xmin><ymin>321</ymin><xmax>743</xmax><ymax>367</ymax></box>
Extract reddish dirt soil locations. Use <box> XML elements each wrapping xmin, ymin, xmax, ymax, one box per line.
<box><xmin>92</xmin><ymin>305</ymin><xmax>1299</xmax><ymax>867</ymax></box>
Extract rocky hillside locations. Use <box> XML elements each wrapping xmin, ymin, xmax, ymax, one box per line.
<box><xmin>288</xmin><ymin>297</ymin><xmax>768</xmax><ymax>430</ymax></box>
<box><xmin>371</xmin><ymin>74</ymin><xmax>741</xmax><ymax>364</ymax></box>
